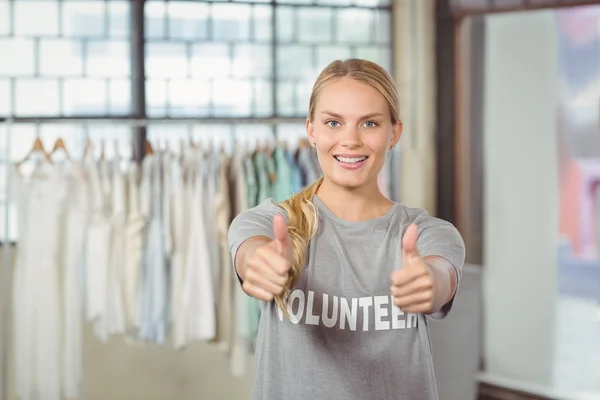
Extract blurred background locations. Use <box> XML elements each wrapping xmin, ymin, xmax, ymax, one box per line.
<box><xmin>0</xmin><ymin>0</ymin><xmax>598</xmax><ymax>399</ymax></box>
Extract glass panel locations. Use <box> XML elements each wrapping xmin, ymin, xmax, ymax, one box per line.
<box><xmin>316</xmin><ymin>46</ymin><xmax>352</xmax><ymax>70</ymax></box>
<box><xmin>39</xmin><ymin>39</ymin><xmax>83</xmax><ymax>76</ymax></box>
<box><xmin>335</xmin><ymin>8</ymin><xmax>374</xmax><ymax>43</ymax></box>
<box><xmin>316</xmin><ymin>0</ymin><xmax>352</xmax><ymax>5</ymax></box>
<box><xmin>190</xmin><ymin>43</ymin><xmax>231</xmax><ymax>79</ymax></box>
<box><xmin>277</xmin><ymin>45</ymin><xmax>315</xmax><ymax>79</ymax></box>
<box><xmin>298</xmin><ymin>7</ymin><xmax>333</xmax><ymax>43</ymax></box>
<box><xmin>276</xmin><ymin>0</ymin><xmax>313</xmax><ymax>4</ymax></box>
<box><xmin>63</xmin><ymin>78</ymin><xmax>108</xmax><ymax>115</ymax></box>
<box><xmin>254</xmin><ymin>80</ymin><xmax>273</xmax><ymax>117</ymax></box>
<box><xmin>15</xmin><ymin>79</ymin><xmax>60</xmax><ymax>116</ymax></box>
<box><xmin>109</xmin><ymin>79</ymin><xmax>131</xmax><ymax>114</ymax></box>
<box><xmin>276</xmin><ymin>6</ymin><xmax>295</xmax><ymax>43</ymax></box>
<box><xmin>0</xmin><ymin>1</ymin><xmax>9</xmax><ymax>36</ymax></box>
<box><xmin>233</xmin><ymin>44</ymin><xmax>272</xmax><ymax>78</ymax></box>
<box><xmin>0</xmin><ymin>79</ymin><xmax>10</xmax><ymax>116</ymax></box>
<box><xmin>373</xmin><ymin>10</ymin><xmax>391</xmax><ymax>44</ymax></box>
<box><xmin>167</xmin><ymin>2</ymin><xmax>209</xmax><ymax>40</ymax></box>
<box><xmin>212</xmin><ymin>79</ymin><xmax>252</xmax><ymax>117</ymax></box>
<box><xmin>0</xmin><ymin>38</ymin><xmax>35</xmax><ymax>76</ymax></box>
<box><xmin>277</xmin><ymin>81</ymin><xmax>296</xmax><ymax>116</ymax></box>
<box><xmin>294</xmin><ymin>80</ymin><xmax>312</xmax><ymax>115</ymax></box>
<box><xmin>211</xmin><ymin>3</ymin><xmax>251</xmax><ymax>42</ymax></box>
<box><xmin>354</xmin><ymin>0</ymin><xmax>392</xmax><ymax>5</ymax></box>
<box><xmin>168</xmin><ymin>79</ymin><xmax>211</xmax><ymax>117</ymax></box>
<box><xmin>354</xmin><ymin>46</ymin><xmax>391</xmax><ymax>72</ymax></box>
<box><xmin>146</xmin><ymin>79</ymin><xmax>168</xmax><ymax>117</ymax></box>
<box><xmin>145</xmin><ymin>1</ymin><xmax>166</xmax><ymax>39</ymax></box>
<box><xmin>253</xmin><ymin>5</ymin><xmax>272</xmax><ymax>42</ymax></box>
<box><xmin>146</xmin><ymin>42</ymin><xmax>188</xmax><ymax>78</ymax></box>
<box><xmin>87</xmin><ymin>40</ymin><xmax>130</xmax><ymax>77</ymax></box>
<box><xmin>14</xmin><ymin>1</ymin><xmax>59</xmax><ymax>36</ymax></box>
<box><xmin>108</xmin><ymin>1</ymin><xmax>131</xmax><ymax>38</ymax></box>
<box><xmin>62</xmin><ymin>0</ymin><xmax>105</xmax><ymax>37</ymax></box>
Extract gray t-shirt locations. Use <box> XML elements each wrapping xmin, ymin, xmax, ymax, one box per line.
<box><xmin>228</xmin><ymin>196</ymin><xmax>466</xmax><ymax>400</ymax></box>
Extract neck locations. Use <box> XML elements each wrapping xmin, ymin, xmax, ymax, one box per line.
<box><xmin>315</xmin><ymin>177</ymin><xmax>393</xmax><ymax>222</ymax></box>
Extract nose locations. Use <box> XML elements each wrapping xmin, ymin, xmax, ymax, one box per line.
<box><xmin>340</xmin><ymin>126</ymin><xmax>361</xmax><ymax>149</ymax></box>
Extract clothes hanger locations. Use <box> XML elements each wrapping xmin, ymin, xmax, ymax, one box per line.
<box><xmin>144</xmin><ymin>139</ymin><xmax>154</xmax><ymax>155</ymax></box>
<box><xmin>83</xmin><ymin>138</ymin><xmax>93</xmax><ymax>158</ymax></box>
<box><xmin>50</xmin><ymin>137</ymin><xmax>71</xmax><ymax>161</ymax></box>
<box><xmin>99</xmin><ymin>138</ymin><xmax>106</xmax><ymax>161</ymax></box>
<box><xmin>16</xmin><ymin>136</ymin><xmax>52</xmax><ymax>169</ymax></box>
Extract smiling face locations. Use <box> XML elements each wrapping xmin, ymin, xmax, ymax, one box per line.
<box><xmin>306</xmin><ymin>76</ymin><xmax>402</xmax><ymax>191</ymax></box>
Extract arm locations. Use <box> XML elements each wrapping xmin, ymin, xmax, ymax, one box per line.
<box><xmin>424</xmin><ymin>256</ymin><xmax>459</xmax><ymax>315</ymax></box>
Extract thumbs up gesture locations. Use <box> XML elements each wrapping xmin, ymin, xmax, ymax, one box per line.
<box><xmin>390</xmin><ymin>224</ymin><xmax>436</xmax><ymax>314</ymax></box>
<box><xmin>242</xmin><ymin>214</ymin><xmax>293</xmax><ymax>302</ymax></box>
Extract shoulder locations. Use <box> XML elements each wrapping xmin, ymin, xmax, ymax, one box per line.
<box><xmin>396</xmin><ymin>203</ymin><xmax>456</xmax><ymax>230</ymax></box>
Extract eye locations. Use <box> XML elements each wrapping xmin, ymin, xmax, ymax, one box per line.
<box><xmin>363</xmin><ymin>120</ymin><xmax>378</xmax><ymax>128</ymax></box>
<box><xmin>327</xmin><ymin>120</ymin><xmax>340</xmax><ymax>128</ymax></box>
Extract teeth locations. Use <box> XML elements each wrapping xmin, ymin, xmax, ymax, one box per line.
<box><xmin>335</xmin><ymin>156</ymin><xmax>367</xmax><ymax>164</ymax></box>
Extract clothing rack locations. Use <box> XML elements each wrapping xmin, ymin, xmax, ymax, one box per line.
<box><xmin>0</xmin><ymin>115</ymin><xmax>305</xmax><ymax>400</ymax></box>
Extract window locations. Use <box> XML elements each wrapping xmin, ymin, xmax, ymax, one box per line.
<box><xmin>0</xmin><ymin>0</ymin><xmax>394</xmax><ymax>242</ymax></box>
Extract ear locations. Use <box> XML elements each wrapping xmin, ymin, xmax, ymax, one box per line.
<box><xmin>306</xmin><ymin>118</ymin><xmax>316</xmax><ymax>144</ymax></box>
<box><xmin>390</xmin><ymin>120</ymin><xmax>403</xmax><ymax>149</ymax></box>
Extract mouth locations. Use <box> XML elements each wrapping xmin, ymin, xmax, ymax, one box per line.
<box><xmin>333</xmin><ymin>155</ymin><xmax>369</xmax><ymax>170</ymax></box>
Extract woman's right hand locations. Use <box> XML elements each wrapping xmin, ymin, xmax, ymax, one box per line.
<box><xmin>241</xmin><ymin>215</ymin><xmax>292</xmax><ymax>302</ymax></box>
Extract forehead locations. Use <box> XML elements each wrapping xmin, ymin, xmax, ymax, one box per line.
<box><xmin>315</xmin><ymin>77</ymin><xmax>389</xmax><ymax>116</ymax></box>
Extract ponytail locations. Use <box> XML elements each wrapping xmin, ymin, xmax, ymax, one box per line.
<box><xmin>275</xmin><ymin>177</ymin><xmax>324</xmax><ymax>317</ymax></box>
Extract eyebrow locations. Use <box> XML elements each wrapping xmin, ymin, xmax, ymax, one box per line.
<box><xmin>321</xmin><ymin>111</ymin><xmax>385</xmax><ymax>120</ymax></box>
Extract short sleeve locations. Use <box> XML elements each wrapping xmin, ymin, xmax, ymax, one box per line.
<box><xmin>406</xmin><ymin>207</ymin><xmax>466</xmax><ymax>320</ymax></box>
<box><xmin>227</xmin><ymin>198</ymin><xmax>287</xmax><ymax>274</ymax></box>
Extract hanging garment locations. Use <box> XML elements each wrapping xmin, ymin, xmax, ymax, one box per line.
<box><xmin>84</xmin><ymin>153</ymin><xmax>112</xmax><ymax>343</ymax></box>
<box><xmin>272</xmin><ymin>146</ymin><xmax>294</xmax><ymax>201</ymax></box>
<box><xmin>286</xmin><ymin>147</ymin><xmax>303</xmax><ymax>194</ymax></box>
<box><xmin>106</xmin><ymin>154</ymin><xmax>126</xmax><ymax>336</ymax></box>
<box><xmin>171</xmin><ymin>150</ymin><xmax>191</xmax><ymax>349</ymax></box>
<box><xmin>181</xmin><ymin>147</ymin><xmax>215</xmax><ymax>341</ymax></box>
<box><xmin>243</xmin><ymin>152</ymin><xmax>258</xmax><ymax>209</ymax></box>
<box><xmin>297</xmin><ymin>147</ymin><xmax>319</xmax><ymax>187</ymax></box>
<box><xmin>123</xmin><ymin>162</ymin><xmax>145</xmax><ymax>332</ymax></box>
<box><xmin>139</xmin><ymin>153</ymin><xmax>169</xmax><ymax>344</ymax></box>
<box><xmin>213</xmin><ymin>150</ymin><xmax>233</xmax><ymax>353</ymax></box>
<box><xmin>60</xmin><ymin>160</ymin><xmax>87</xmax><ymax>399</ymax></box>
<box><xmin>203</xmin><ymin>149</ymin><xmax>221</xmax><ymax>304</ymax></box>
<box><xmin>12</xmin><ymin>163</ymin><xmax>64</xmax><ymax>400</ymax></box>
<box><xmin>227</xmin><ymin>144</ymin><xmax>250</xmax><ymax>376</ymax></box>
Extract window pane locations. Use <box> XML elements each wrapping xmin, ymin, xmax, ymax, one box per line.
<box><xmin>354</xmin><ymin>0</ymin><xmax>392</xmax><ymax>5</ymax></box>
<box><xmin>14</xmin><ymin>1</ymin><xmax>59</xmax><ymax>36</ymax></box>
<box><xmin>316</xmin><ymin>0</ymin><xmax>352</xmax><ymax>5</ymax></box>
<box><xmin>63</xmin><ymin>78</ymin><xmax>108</xmax><ymax>115</ymax></box>
<box><xmin>212</xmin><ymin>4</ymin><xmax>251</xmax><ymax>42</ymax></box>
<box><xmin>374</xmin><ymin>10</ymin><xmax>391</xmax><ymax>44</ymax></box>
<box><xmin>87</xmin><ymin>40</ymin><xmax>130</xmax><ymax>77</ymax></box>
<box><xmin>277</xmin><ymin>45</ymin><xmax>315</xmax><ymax>80</ymax></box>
<box><xmin>354</xmin><ymin>46</ymin><xmax>391</xmax><ymax>72</ymax></box>
<box><xmin>254</xmin><ymin>80</ymin><xmax>273</xmax><ymax>117</ymax></box>
<box><xmin>15</xmin><ymin>79</ymin><xmax>60</xmax><ymax>116</ymax></box>
<box><xmin>62</xmin><ymin>1</ymin><xmax>105</xmax><ymax>37</ymax></box>
<box><xmin>253</xmin><ymin>5</ymin><xmax>272</xmax><ymax>42</ymax></box>
<box><xmin>277</xmin><ymin>82</ymin><xmax>296</xmax><ymax>117</ymax></box>
<box><xmin>108</xmin><ymin>1</ymin><xmax>131</xmax><ymax>38</ymax></box>
<box><xmin>276</xmin><ymin>0</ymin><xmax>313</xmax><ymax>4</ymax></box>
<box><xmin>295</xmin><ymin>80</ymin><xmax>312</xmax><ymax>115</ymax></box>
<box><xmin>109</xmin><ymin>79</ymin><xmax>131</xmax><ymax>114</ymax></box>
<box><xmin>0</xmin><ymin>2</ymin><xmax>9</xmax><ymax>36</ymax></box>
<box><xmin>168</xmin><ymin>79</ymin><xmax>211</xmax><ymax>117</ymax></box>
<box><xmin>190</xmin><ymin>43</ymin><xmax>231</xmax><ymax>79</ymax></box>
<box><xmin>146</xmin><ymin>79</ymin><xmax>168</xmax><ymax>117</ymax></box>
<box><xmin>145</xmin><ymin>1</ymin><xmax>166</xmax><ymax>39</ymax></box>
<box><xmin>146</xmin><ymin>42</ymin><xmax>188</xmax><ymax>78</ymax></box>
<box><xmin>39</xmin><ymin>39</ymin><xmax>83</xmax><ymax>76</ymax></box>
<box><xmin>0</xmin><ymin>39</ymin><xmax>35</xmax><ymax>76</ymax></box>
<box><xmin>233</xmin><ymin>44</ymin><xmax>272</xmax><ymax>79</ymax></box>
<box><xmin>316</xmin><ymin>46</ymin><xmax>353</xmax><ymax>70</ymax></box>
<box><xmin>298</xmin><ymin>7</ymin><xmax>333</xmax><ymax>43</ymax></box>
<box><xmin>335</xmin><ymin>9</ymin><xmax>374</xmax><ymax>43</ymax></box>
<box><xmin>0</xmin><ymin>79</ymin><xmax>10</xmax><ymax>116</ymax></box>
<box><xmin>276</xmin><ymin>7</ymin><xmax>295</xmax><ymax>43</ymax></box>
<box><xmin>167</xmin><ymin>2</ymin><xmax>209</xmax><ymax>40</ymax></box>
<box><xmin>212</xmin><ymin>79</ymin><xmax>252</xmax><ymax>117</ymax></box>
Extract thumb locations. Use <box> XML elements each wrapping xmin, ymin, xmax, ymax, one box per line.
<box><xmin>402</xmin><ymin>224</ymin><xmax>420</xmax><ymax>263</ymax></box>
<box><xmin>272</xmin><ymin>214</ymin><xmax>289</xmax><ymax>254</ymax></box>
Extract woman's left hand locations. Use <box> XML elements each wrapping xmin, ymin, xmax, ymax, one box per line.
<box><xmin>390</xmin><ymin>224</ymin><xmax>436</xmax><ymax>314</ymax></box>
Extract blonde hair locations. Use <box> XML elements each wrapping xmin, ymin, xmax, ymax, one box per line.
<box><xmin>275</xmin><ymin>59</ymin><xmax>401</xmax><ymax>316</ymax></box>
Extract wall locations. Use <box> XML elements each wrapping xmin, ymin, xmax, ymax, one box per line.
<box><xmin>481</xmin><ymin>10</ymin><xmax>559</xmax><ymax>387</ymax></box>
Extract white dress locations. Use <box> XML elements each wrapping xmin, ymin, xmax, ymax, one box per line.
<box><xmin>12</xmin><ymin>162</ymin><xmax>63</xmax><ymax>400</ymax></box>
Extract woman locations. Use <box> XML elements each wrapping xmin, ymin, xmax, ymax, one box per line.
<box><xmin>228</xmin><ymin>59</ymin><xmax>465</xmax><ymax>400</ymax></box>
